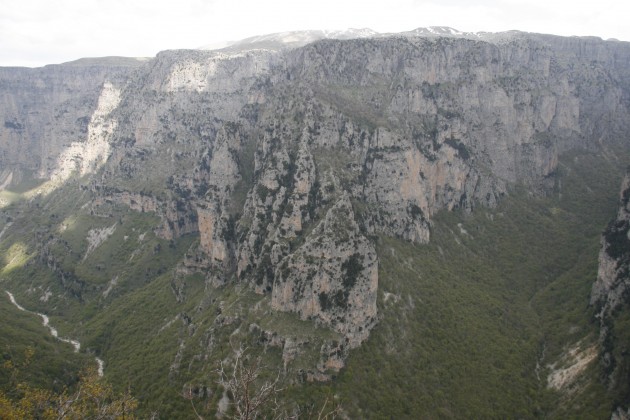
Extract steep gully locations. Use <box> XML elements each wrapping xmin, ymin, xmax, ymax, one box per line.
<box><xmin>4</xmin><ymin>291</ymin><xmax>104</xmax><ymax>376</ymax></box>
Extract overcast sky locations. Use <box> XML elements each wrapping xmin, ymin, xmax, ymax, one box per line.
<box><xmin>1</xmin><ymin>0</ymin><xmax>628</xmax><ymax>67</ymax></box>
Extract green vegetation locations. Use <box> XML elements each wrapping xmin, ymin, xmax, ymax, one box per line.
<box><xmin>341</xmin><ymin>253</ymin><xmax>363</xmax><ymax>289</ymax></box>
<box><xmin>286</xmin><ymin>149</ymin><xmax>626</xmax><ymax>418</ymax></box>
<box><xmin>1</xmin><ymin>147</ymin><xmax>628</xmax><ymax>418</ymax></box>
<box><xmin>315</xmin><ymin>83</ymin><xmax>392</xmax><ymax>130</ymax></box>
<box><xmin>0</xmin><ymin>167</ymin><xmax>340</xmax><ymax>418</ymax></box>
<box><xmin>0</xmin><ymin>170</ymin><xmax>48</xmax><ymax>208</ymax></box>
<box><xmin>1</xmin><ymin>363</ymin><xmax>137</xmax><ymax>419</ymax></box>
<box><xmin>443</xmin><ymin>137</ymin><xmax>471</xmax><ymax>160</ymax></box>
<box><xmin>0</xmin><ymin>294</ymin><xmax>92</xmax><ymax>394</ymax></box>
<box><xmin>606</xmin><ymin>308</ymin><xmax>630</xmax><ymax>408</ymax></box>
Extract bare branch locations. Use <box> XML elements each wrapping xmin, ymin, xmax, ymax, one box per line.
<box><xmin>217</xmin><ymin>345</ymin><xmax>283</xmax><ymax>420</ymax></box>
<box><xmin>182</xmin><ymin>383</ymin><xmax>204</xmax><ymax>420</ymax></box>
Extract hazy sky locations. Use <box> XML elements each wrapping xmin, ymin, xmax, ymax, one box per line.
<box><xmin>1</xmin><ymin>0</ymin><xmax>628</xmax><ymax>67</ymax></box>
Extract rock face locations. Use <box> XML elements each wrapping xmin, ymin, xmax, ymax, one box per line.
<box><xmin>592</xmin><ymin>171</ymin><xmax>630</xmax><ymax>314</ymax></box>
<box><xmin>591</xmin><ymin>171</ymin><xmax>630</xmax><ymax>406</ymax></box>
<box><xmin>3</xmin><ymin>30</ymin><xmax>630</xmax><ymax>357</ymax></box>
<box><xmin>0</xmin><ymin>59</ymin><xmax>145</xmax><ymax>181</ymax></box>
<box><xmin>271</xmin><ymin>195</ymin><xmax>378</xmax><ymax>347</ymax></box>
<box><xmin>50</xmin><ymin>81</ymin><xmax>122</xmax><ymax>183</ymax></box>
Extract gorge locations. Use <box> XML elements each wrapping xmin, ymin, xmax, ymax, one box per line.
<box><xmin>1</xmin><ymin>28</ymin><xmax>630</xmax><ymax>418</ymax></box>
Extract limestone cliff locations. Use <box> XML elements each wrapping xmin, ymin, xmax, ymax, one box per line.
<box><xmin>591</xmin><ymin>170</ymin><xmax>630</xmax><ymax>408</ymax></box>
<box><xmin>0</xmin><ymin>59</ymin><xmax>145</xmax><ymax>182</ymax></box>
<box><xmin>592</xmin><ymin>172</ymin><xmax>630</xmax><ymax>314</ymax></box>
<box><xmin>271</xmin><ymin>195</ymin><xmax>378</xmax><ymax>347</ymax></box>
<box><xmin>3</xmin><ymin>30</ymin><xmax>630</xmax><ymax>369</ymax></box>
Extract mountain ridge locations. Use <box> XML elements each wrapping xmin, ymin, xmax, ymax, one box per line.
<box><xmin>200</xmin><ymin>26</ymin><xmax>630</xmax><ymax>53</ymax></box>
<box><xmin>1</xmin><ymin>29</ymin><xmax>630</xmax><ymax>417</ymax></box>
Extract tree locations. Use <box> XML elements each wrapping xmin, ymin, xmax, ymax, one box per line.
<box><xmin>185</xmin><ymin>344</ymin><xmax>342</xmax><ymax>420</ymax></box>
<box><xmin>216</xmin><ymin>345</ymin><xmax>282</xmax><ymax>420</ymax></box>
<box><xmin>0</xmin><ymin>355</ymin><xmax>137</xmax><ymax>420</ymax></box>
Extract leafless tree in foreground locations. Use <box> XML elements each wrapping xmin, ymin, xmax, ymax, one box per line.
<box><xmin>184</xmin><ymin>344</ymin><xmax>342</xmax><ymax>419</ymax></box>
<box><xmin>216</xmin><ymin>345</ymin><xmax>283</xmax><ymax>420</ymax></box>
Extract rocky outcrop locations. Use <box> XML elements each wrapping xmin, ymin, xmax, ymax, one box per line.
<box><xmin>272</xmin><ymin>195</ymin><xmax>378</xmax><ymax>347</ymax></box>
<box><xmin>50</xmin><ymin>81</ymin><xmax>122</xmax><ymax>183</ymax></box>
<box><xmin>4</xmin><ymin>30</ymin><xmax>630</xmax><ymax>371</ymax></box>
<box><xmin>91</xmin><ymin>190</ymin><xmax>198</xmax><ymax>240</ymax></box>
<box><xmin>281</xmin><ymin>35</ymin><xmax>630</xmax><ymax>241</ymax></box>
<box><xmin>591</xmin><ymin>170</ymin><xmax>630</xmax><ymax>414</ymax></box>
<box><xmin>193</xmin><ymin>123</ymin><xmax>244</xmax><ymax>286</ymax></box>
<box><xmin>0</xmin><ymin>60</ymin><xmax>144</xmax><ymax>179</ymax></box>
<box><xmin>592</xmin><ymin>173</ymin><xmax>630</xmax><ymax>314</ymax></box>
